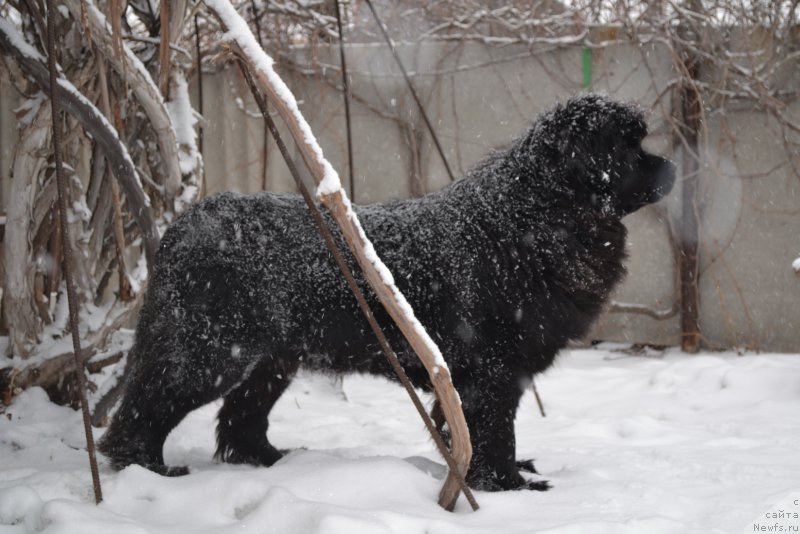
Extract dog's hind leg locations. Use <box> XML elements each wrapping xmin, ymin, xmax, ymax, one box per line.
<box><xmin>215</xmin><ymin>352</ymin><xmax>299</xmax><ymax>467</ymax></box>
<box><xmin>100</xmin><ymin>344</ymin><xmax>245</xmax><ymax>476</ymax></box>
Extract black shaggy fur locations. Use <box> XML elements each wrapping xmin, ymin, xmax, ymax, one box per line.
<box><xmin>99</xmin><ymin>94</ymin><xmax>675</xmax><ymax>491</ymax></box>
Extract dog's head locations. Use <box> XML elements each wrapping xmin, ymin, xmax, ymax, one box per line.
<box><xmin>531</xmin><ymin>94</ymin><xmax>676</xmax><ymax>216</ymax></box>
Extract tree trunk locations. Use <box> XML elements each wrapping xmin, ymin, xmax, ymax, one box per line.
<box><xmin>4</xmin><ymin>106</ymin><xmax>51</xmax><ymax>358</ymax></box>
<box><xmin>678</xmin><ymin>55</ymin><xmax>702</xmax><ymax>353</ymax></box>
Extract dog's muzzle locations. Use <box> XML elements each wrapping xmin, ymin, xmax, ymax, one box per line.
<box><xmin>651</xmin><ymin>157</ymin><xmax>677</xmax><ymax>202</ymax></box>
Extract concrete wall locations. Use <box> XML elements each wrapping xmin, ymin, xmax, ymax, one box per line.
<box><xmin>2</xmin><ymin>41</ymin><xmax>799</xmax><ymax>352</ymax></box>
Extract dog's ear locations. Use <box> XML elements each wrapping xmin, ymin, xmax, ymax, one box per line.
<box><xmin>560</xmin><ymin>94</ymin><xmax>648</xmax><ymax>144</ymax></box>
<box><xmin>545</xmin><ymin>95</ymin><xmax>622</xmax><ymax>159</ymax></box>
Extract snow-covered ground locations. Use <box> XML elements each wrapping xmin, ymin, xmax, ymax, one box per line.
<box><xmin>1</xmin><ymin>346</ymin><xmax>799</xmax><ymax>533</ymax></box>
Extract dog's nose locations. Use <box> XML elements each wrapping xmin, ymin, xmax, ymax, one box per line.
<box><xmin>655</xmin><ymin>158</ymin><xmax>677</xmax><ymax>195</ymax></box>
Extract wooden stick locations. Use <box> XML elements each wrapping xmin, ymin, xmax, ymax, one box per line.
<box><xmin>47</xmin><ymin>208</ymin><xmax>63</xmax><ymax>300</ymax></box>
<box><xmin>204</xmin><ymin>0</ymin><xmax>475</xmax><ymax>511</ymax></box>
<box><xmin>532</xmin><ymin>379</ymin><xmax>546</xmax><ymax>418</ymax></box>
<box><xmin>97</xmin><ymin>53</ymin><xmax>133</xmax><ymax>301</ymax></box>
<box><xmin>248</xmin><ymin>0</ymin><xmax>270</xmax><ymax>192</ymax></box>
<box><xmin>193</xmin><ymin>14</ymin><xmax>205</xmax><ymax>195</ymax></box>
<box><xmin>333</xmin><ymin>0</ymin><xmax>356</xmax><ymax>199</ymax></box>
<box><xmin>44</xmin><ymin>0</ymin><xmax>103</xmax><ymax>503</ymax></box>
<box><xmin>363</xmin><ymin>0</ymin><xmax>455</xmax><ymax>183</ymax></box>
<box><xmin>159</xmin><ymin>0</ymin><xmax>171</xmax><ymax>99</ymax></box>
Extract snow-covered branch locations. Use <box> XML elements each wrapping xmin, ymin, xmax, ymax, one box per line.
<box><xmin>204</xmin><ymin>0</ymin><xmax>474</xmax><ymax>511</ymax></box>
<box><xmin>608</xmin><ymin>301</ymin><xmax>679</xmax><ymax>320</ymax></box>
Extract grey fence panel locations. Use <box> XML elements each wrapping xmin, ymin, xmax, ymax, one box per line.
<box><xmin>2</xmin><ymin>41</ymin><xmax>798</xmax><ymax>351</ymax></box>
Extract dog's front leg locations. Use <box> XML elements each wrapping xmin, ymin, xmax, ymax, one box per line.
<box><xmin>458</xmin><ymin>369</ymin><xmax>549</xmax><ymax>492</ymax></box>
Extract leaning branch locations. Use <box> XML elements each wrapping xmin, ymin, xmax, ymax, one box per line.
<box><xmin>0</xmin><ymin>19</ymin><xmax>160</xmax><ymax>266</ymax></box>
<box><xmin>203</xmin><ymin>0</ymin><xmax>475</xmax><ymax>512</ymax></box>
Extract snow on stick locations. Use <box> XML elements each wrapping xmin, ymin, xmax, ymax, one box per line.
<box><xmin>204</xmin><ymin>0</ymin><xmax>474</xmax><ymax>511</ymax></box>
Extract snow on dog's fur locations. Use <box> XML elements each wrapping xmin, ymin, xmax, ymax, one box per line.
<box><xmin>100</xmin><ymin>94</ymin><xmax>675</xmax><ymax>491</ymax></box>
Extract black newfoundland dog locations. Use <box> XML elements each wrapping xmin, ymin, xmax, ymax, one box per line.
<box><xmin>100</xmin><ymin>94</ymin><xmax>675</xmax><ymax>491</ymax></box>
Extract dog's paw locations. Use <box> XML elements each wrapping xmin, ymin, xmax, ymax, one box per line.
<box><xmin>467</xmin><ymin>467</ymin><xmax>549</xmax><ymax>492</ymax></box>
<box><xmin>521</xmin><ymin>479</ymin><xmax>551</xmax><ymax>491</ymax></box>
<box><xmin>150</xmin><ymin>464</ymin><xmax>190</xmax><ymax>477</ymax></box>
<box><xmin>216</xmin><ymin>439</ymin><xmax>284</xmax><ymax>467</ymax></box>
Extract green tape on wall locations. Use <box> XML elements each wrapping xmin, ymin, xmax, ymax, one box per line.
<box><xmin>582</xmin><ymin>47</ymin><xmax>592</xmax><ymax>88</ymax></box>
